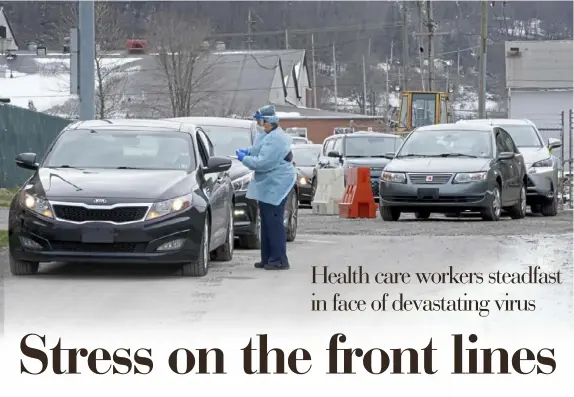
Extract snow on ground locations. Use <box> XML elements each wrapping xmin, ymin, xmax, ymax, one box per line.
<box><xmin>452</xmin><ymin>85</ymin><xmax>499</xmax><ymax>113</ymax></box>
<box><xmin>1</xmin><ymin>57</ymin><xmax>141</xmax><ymax>113</ymax></box>
<box><xmin>276</xmin><ymin>112</ymin><xmax>302</xmax><ymax>118</ymax></box>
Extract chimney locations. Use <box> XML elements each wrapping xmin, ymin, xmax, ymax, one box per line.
<box><xmin>215</xmin><ymin>41</ymin><xmax>226</xmax><ymax>51</ymax></box>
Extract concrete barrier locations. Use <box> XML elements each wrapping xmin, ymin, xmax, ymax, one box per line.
<box><xmin>312</xmin><ymin>168</ymin><xmax>345</xmax><ymax>215</ymax></box>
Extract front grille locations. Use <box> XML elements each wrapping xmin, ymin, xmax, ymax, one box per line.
<box><xmin>50</xmin><ymin>241</ymin><xmax>141</xmax><ymax>253</ymax></box>
<box><xmin>383</xmin><ymin>195</ymin><xmax>482</xmax><ymax>203</ymax></box>
<box><xmin>371</xmin><ymin>179</ymin><xmax>380</xmax><ymax>197</ymax></box>
<box><xmin>53</xmin><ymin>205</ymin><xmax>148</xmax><ymax>223</ymax></box>
<box><xmin>408</xmin><ymin>173</ymin><xmax>453</xmax><ymax>185</ymax></box>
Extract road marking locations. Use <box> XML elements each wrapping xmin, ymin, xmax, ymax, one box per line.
<box><xmin>297</xmin><ymin>239</ymin><xmax>336</xmax><ymax>244</ymax></box>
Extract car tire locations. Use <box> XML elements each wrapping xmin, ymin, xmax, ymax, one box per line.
<box><xmin>481</xmin><ymin>185</ymin><xmax>501</xmax><ymax>221</ymax></box>
<box><xmin>9</xmin><ymin>253</ymin><xmax>39</xmax><ymax>276</ymax></box>
<box><xmin>311</xmin><ymin>178</ymin><xmax>317</xmax><ymax>202</ymax></box>
<box><xmin>541</xmin><ymin>192</ymin><xmax>558</xmax><ymax>217</ymax></box>
<box><xmin>508</xmin><ymin>184</ymin><xmax>527</xmax><ymax>220</ymax></box>
<box><xmin>240</xmin><ymin>213</ymin><xmax>261</xmax><ymax>249</ymax></box>
<box><xmin>181</xmin><ymin>216</ymin><xmax>210</xmax><ymax>277</ymax></box>
<box><xmin>414</xmin><ymin>211</ymin><xmax>430</xmax><ymax>219</ymax></box>
<box><xmin>286</xmin><ymin>190</ymin><xmax>298</xmax><ymax>242</ymax></box>
<box><xmin>212</xmin><ymin>205</ymin><xmax>234</xmax><ymax>261</ymax></box>
<box><xmin>379</xmin><ymin>205</ymin><xmax>400</xmax><ymax>221</ymax></box>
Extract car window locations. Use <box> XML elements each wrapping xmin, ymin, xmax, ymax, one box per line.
<box><xmin>499</xmin><ymin>129</ymin><xmax>519</xmax><ymax>153</ymax></box>
<box><xmin>344</xmin><ymin>136</ymin><xmax>403</xmax><ymax>157</ymax></box>
<box><xmin>197</xmin><ymin>129</ymin><xmax>215</xmax><ymax>156</ymax></box>
<box><xmin>333</xmin><ymin>138</ymin><xmax>343</xmax><ymax>154</ymax></box>
<box><xmin>323</xmin><ymin>139</ymin><xmax>335</xmax><ymax>155</ymax></box>
<box><xmin>292</xmin><ymin>146</ymin><xmax>321</xmax><ymax>166</ymax></box>
<box><xmin>200</xmin><ymin>125</ymin><xmax>252</xmax><ymax>157</ymax></box>
<box><xmin>397</xmin><ymin>129</ymin><xmax>493</xmax><ymax>158</ymax></box>
<box><xmin>43</xmin><ymin>129</ymin><xmax>195</xmax><ymax>170</ymax></box>
<box><xmin>495</xmin><ymin>132</ymin><xmax>508</xmax><ymax>153</ymax></box>
<box><xmin>497</xmin><ymin>124</ymin><xmax>543</xmax><ymax>148</ymax></box>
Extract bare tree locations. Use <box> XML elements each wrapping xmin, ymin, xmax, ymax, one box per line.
<box><xmin>148</xmin><ymin>11</ymin><xmax>219</xmax><ymax>117</ymax></box>
<box><xmin>56</xmin><ymin>1</ymin><xmax>134</xmax><ymax>119</ymax></box>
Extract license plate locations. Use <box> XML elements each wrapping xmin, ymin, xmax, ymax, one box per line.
<box><xmin>417</xmin><ymin>188</ymin><xmax>439</xmax><ymax>199</ymax></box>
<box><xmin>81</xmin><ymin>227</ymin><xmax>115</xmax><ymax>243</ymax></box>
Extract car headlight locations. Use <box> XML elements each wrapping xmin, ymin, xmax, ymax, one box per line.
<box><xmin>453</xmin><ymin>172</ymin><xmax>487</xmax><ymax>183</ymax></box>
<box><xmin>531</xmin><ymin>157</ymin><xmax>553</xmax><ymax>167</ymax></box>
<box><xmin>381</xmin><ymin>171</ymin><xmax>406</xmax><ymax>183</ymax></box>
<box><xmin>146</xmin><ymin>193</ymin><xmax>193</xmax><ymax>220</ymax></box>
<box><xmin>232</xmin><ymin>173</ymin><xmax>253</xmax><ymax>191</ymax></box>
<box><xmin>298</xmin><ymin>176</ymin><xmax>309</xmax><ymax>185</ymax></box>
<box><xmin>20</xmin><ymin>192</ymin><xmax>54</xmax><ymax>218</ymax></box>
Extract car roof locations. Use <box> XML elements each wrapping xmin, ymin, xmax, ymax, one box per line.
<box><xmin>166</xmin><ymin>117</ymin><xmax>254</xmax><ymax>128</ymax></box>
<box><xmin>415</xmin><ymin>123</ymin><xmax>494</xmax><ymax>132</ymax></box>
<box><xmin>331</xmin><ymin>132</ymin><xmax>401</xmax><ymax>139</ymax></box>
<box><xmin>456</xmin><ymin>118</ymin><xmax>536</xmax><ymax>127</ymax></box>
<box><xmin>69</xmin><ymin>118</ymin><xmax>186</xmax><ymax>132</ymax></box>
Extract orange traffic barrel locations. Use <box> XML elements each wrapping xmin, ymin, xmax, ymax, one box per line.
<box><xmin>338</xmin><ymin>167</ymin><xmax>376</xmax><ymax>218</ymax></box>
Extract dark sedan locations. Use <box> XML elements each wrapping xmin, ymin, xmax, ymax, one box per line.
<box><xmin>379</xmin><ymin>124</ymin><xmax>527</xmax><ymax>221</ymax></box>
<box><xmin>168</xmin><ymin>117</ymin><xmax>299</xmax><ymax>247</ymax></box>
<box><xmin>379</xmin><ymin>123</ymin><xmax>527</xmax><ymax>221</ymax></box>
<box><xmin>8</xmin><ymin>119</ymin><xmax>234</xmax><ymax>277</ymax></box>
<box><xmin>292</xmin><ymin>144</ymin><xmax>322</xmax><ymax>205</ymax></box>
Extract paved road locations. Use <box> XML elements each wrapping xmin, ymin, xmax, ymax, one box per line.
<box><xmin>1</xmin><ymin>208</ymin><xmax>572</xmax><ymax>337</ymax></box>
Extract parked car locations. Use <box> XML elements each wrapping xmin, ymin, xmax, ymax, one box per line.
<box><xmin>456</xmin><ymin>118</ymin><xmax>561</xmax><ymax>216</ymax></box>
<box><xmin>292</xmin><ymin>144</ymin><xmax>322</xmax><ymax>205</ymax></box>
<box><xmin>8</xmin><ymin>119</ymin><xmax>235</xmax><ymax>277</ymax></box>
<box><xmin>379</xmin><ymin>123</ymin><xmax>527</xmax><ymax>221</ymax></box>
<box><xmin>292</xmin><ymin>137</ymin><xmax>312</xmax><ymax>145</ymax></box>
<box><xmin>167</xmin><ymin>117</ymin><xmax>299</xmax><ymax>247</ymax></box>
<box><xmin>311</xmin><ymin>132</ymin><xmax>404</xmax><ymax>201</ymax></box>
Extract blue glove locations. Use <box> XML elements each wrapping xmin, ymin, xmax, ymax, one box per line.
<box><xmin>237</xmin><ymin>151</ymin><xmax>247</xmax><ymax>161</ymax></box>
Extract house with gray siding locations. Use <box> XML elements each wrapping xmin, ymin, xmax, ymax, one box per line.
<box><xmin>505</xmin><ymin>40</ymin><xmax>573</xmax><ymax>163</ymax></box>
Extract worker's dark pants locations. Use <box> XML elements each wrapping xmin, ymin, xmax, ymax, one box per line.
<box><xmin>259</xmin><ymin>195</ymin><xmax>289</xmax><ymax>266</ymax></box>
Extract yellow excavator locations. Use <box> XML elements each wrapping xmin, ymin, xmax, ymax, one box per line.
<box><xmin>395</xmin><ymin>91</ymin><xmax>452</xmax><ymax>135</ymax></box>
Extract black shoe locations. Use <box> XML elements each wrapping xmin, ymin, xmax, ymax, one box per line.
<box><xmin>254</xmin><ymin>262</ymin><xmax>267</xmax><ymax>268</ymax></box>
<box><xmin>264</xmin><ymin>263</ymin><xmax>290</xmax><ymax>270</ymax></box>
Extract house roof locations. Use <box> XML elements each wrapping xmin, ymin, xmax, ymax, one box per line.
<box><xmin>505</xmin><ymin>40</ymin><xmax>573</xmax><ymax>90</ymax></box>
<box><xmin>0</xmin><ymin>7</ymin><xmax>18</xmax><ymax>49</ymax></box>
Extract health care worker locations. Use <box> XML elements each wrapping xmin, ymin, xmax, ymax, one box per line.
<box><xmin>235</xmin><ymin>105</ymin><xmax>296</xmax><ymax>270</ymax></box>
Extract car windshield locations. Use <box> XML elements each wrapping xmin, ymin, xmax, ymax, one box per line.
<box><xmin>200</xmin><ymin>125</ymin><xmax>252</xmax><ymax>157</ymax></box>
<box><xmin>344</xmin><ymin>136</ymin><xmax>403</xmax><ymax>157</ymax></box>
<box><xmin>396</xmin><ymin>129</ymin><xmax>493</xmax><ymax>158</ymax></box>
<box><xmin>292</xmin><ymin>138</ymin><xmax>308</xmax><ymax>145</ymax></box>
<box><xmin>43</xmin><ymin>129</ymin><xmax>195</xmax><ymax>170</ymax></box>
<box><xmin>497</xmin><ymin>125</ymin><xmax>542</xmax><ymax>148</ymax></box>
<box><xmin>292</xmin><ymin>146</ymin><xmax>321</xmax><ymax>166</ymax></box>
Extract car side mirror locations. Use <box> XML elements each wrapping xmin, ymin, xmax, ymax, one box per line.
<box><xmin>15</xmin><ymin>152</ymin><xmax>39</xmax><ymax>170</ymax></box>
<box><xmin>384</xmin><ymin>152</ymin><xmax>396</xmax><ymax>159</ymax></box>
<box><xmin>204</xmin><ymin>156</ymin><xmax>232</xmax><ymax>174</ymax></box>
<box><xmin>327</xmin><ymin>151</ymin><xmax>340</xmax><ymax>158</ymax></box>
<box><xmin>498</xmin><ymin>152</ymin><xmax>515</xmax><ymax>160</ymax></box>
<box><xmin>548</xmin><ymin>138</ymin><xmax>562</xmax><ymax>150</ymax></box>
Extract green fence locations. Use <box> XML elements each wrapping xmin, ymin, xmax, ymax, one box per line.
<box><xmin>0</xmin><ymin>105</ymin><xmax>72</xmax><ymax>188</ymax></box>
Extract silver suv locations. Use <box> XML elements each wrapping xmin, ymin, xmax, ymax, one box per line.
<box><xmin>456</xmin><ymin>119</ymin><xmax>562</xmax><ymax>216</ymax></box>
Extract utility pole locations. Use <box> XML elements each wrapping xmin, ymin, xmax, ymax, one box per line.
<box><xmin>246</xmin><ymin>9</ymin><xmax>255</xmax><ymax>50</ymax></box>
<box><xmin>385</xmin><ymin>57</ymin><xmax>390</xmax><ymax>121</ymax></box>
<box><xmin>426</xmin><ymin>0</ymin><xmax>434</xmax><ymax>91</ymax></box>
<box><xmin>78</xmin><ymin>0</ymin><xmax>95</xmax><ymax>120</ymax></box>
<box><xmin>478</xmin><ymin>0</ymin><xmax>488</xmax><ymax>118</ymax></box>
<box><xmin>311</xmin><ymin>33</ymin><xmax>318</xmax><ymax>108</ymax></box>
<box><xmin>362</xmin><ymin>55</ymin><xmax>367</xmax><ymax>115</ymax></box>
<box><xmin>401</xmin><ymin>2</ymin><xmax>409</xmax><ymax>91</ymax></box>
<box><xmin>285</xmin><ymin>30</ymin><xmax>289</xmax><ymax>49</ymax></box>
<box><xmin>332</xmin><ymin>43</ymin><xmax>338</xmax><ymax>112</ymax></box>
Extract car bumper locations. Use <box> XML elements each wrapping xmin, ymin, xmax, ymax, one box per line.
<box><xmin>233</xmin><ymin>190</ymin><xmax>258</xmax><ymax>236</ymax></box>
<box><xmin>297</xmin><ymin>183</ymin><xmax>312</xmax><ymax>203</ymax></box>
<box><xmin>9</xmin><ymin>207</ymin><xmax>205</xmax><ymax>264</ymax></box>
<box><xmin>526</xmin><ymin>169</ymin><xmax>555</xmax><ymax>200</ymax></box>
<box><xmin>379</xmin><ymin>180</ymin><xmax>493</xmax><ymax>212</ymax></box>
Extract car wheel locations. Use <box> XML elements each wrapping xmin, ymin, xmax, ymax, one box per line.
<box><xmin>540</xmin><ymin>191</ymin><xmax>558</xmax><ymax>217</ymax></box>
<box><xmin>181</xmin><ymin>215</ymin><xmax>210</xmax><ymax>277</ymax></box>
<box><xmin>379</xmin><ymin>205</ymin><xmax>400</xmax><ymax>221</ymax></box>
<box><xmin>286</xmin><ymin>190</ymin><xmax>298</xmax><ymax>242</ymax></box>
<box><xmin>481</xmin><ymin>185</ymin><xmax>501</xmax><ymax>221</ymax></box>
<box><xmin>9</xmin><ymin>252</ymin><xmax>39</xmax><ymax>276</ymax></box>
<box><xmin>508</xmin><ymin>184</ymin><xmax>527</xmax><ymax>219</ymax></box>
<box><xmin>311</xmin><ymin>178</ymin><xmax>317</xmax><ymax>202</ymax></box>
<box><xmin>414</xmin><ymin>211</ymin><xmax>430</xmax><ymax>219</ymax></box>
<box><xmin>240</xmin><ymin>212</ymin><xmax>261</xmax><ymax>249</ymax></box>
<box><xmin>212</xmin><ymin>205</ymin><xmax>234</xmax><ymax>261</ymax></box>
